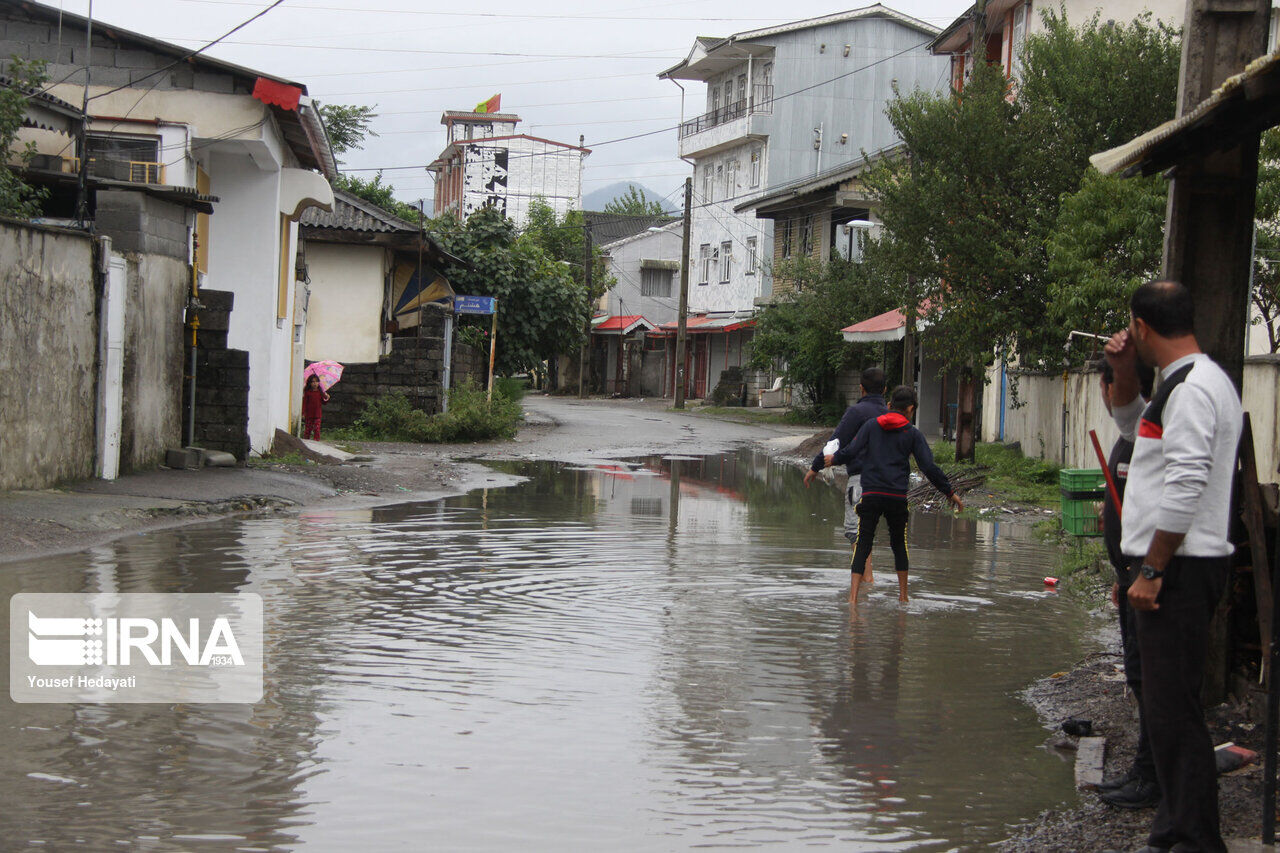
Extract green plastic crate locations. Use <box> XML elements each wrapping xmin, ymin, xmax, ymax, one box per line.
<box><xmin>1061</xmin><ymin>496</ymin><xmax>1103</xmax><ymax>536</ymax></box>
<box><xmin>1060</xmin><ymin>468</ymin><xmax>1105</xmax><ymax>536</ymax></box>
<box><xmin>1060</xmin><ymin>468</ymin><xmax>1107</xmax><ymax>494</ymax></box>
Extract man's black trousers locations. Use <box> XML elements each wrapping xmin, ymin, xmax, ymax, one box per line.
<box><xmin>1134</xmin><ymin>555</ymin><xmax>1229</xmax><ymax>853</ymax></box>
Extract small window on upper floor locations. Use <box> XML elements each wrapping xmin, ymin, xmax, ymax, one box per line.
<box><xmin>749</xmin><ymin>150</ymin><xmax>761</xmax><ymax>187</ymax></box>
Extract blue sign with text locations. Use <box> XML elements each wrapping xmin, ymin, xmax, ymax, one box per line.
<box><xmin>455</xmin><ymin>295</ymin><xmax>496</xmax><ymax>315</ymax></box>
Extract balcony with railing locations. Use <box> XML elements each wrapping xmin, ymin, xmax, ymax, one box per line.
<box><xmin>30</xmin><ymin>154</ymin><xmax>167</xmax><ymax>185</ymax></box>
<box><xmin>678</xmin><ymin>84</ymin><xmax>773</xmax><ymax>158</ymax></box>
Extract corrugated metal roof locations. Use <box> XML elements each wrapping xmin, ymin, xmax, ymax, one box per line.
<box><xmin>585</xmin><ymin>211</ymin><xmax>680</xmax><ymax>244</ymax></box>
<box><xmin>300</xmin><ymin>189</ymin><xmax>418</xmax><ymax>233</ymax></box>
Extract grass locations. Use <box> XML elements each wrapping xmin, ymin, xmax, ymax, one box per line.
<box><xmin>931</xmin><ymin>440</ymin><xmax>1063</xmax><ymax>507</ymax></box>
<box><xmin>249</xmin><ymin>451</ymin><xmax>313</xmax><ymax>467</ymax></box>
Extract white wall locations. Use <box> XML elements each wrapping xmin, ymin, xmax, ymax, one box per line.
<box><xmin>305</xmin><ymin>243</ymin><xmax>387</xmax><ymax>364</ymax></box>
<box><xmin>205</xmin><ymin>147</ymin><xmax>292</xmax><ymax>454</ymax></box>
<box><xmin>984</xmin><ymin>358</ymin><xmax>1280</xmax><ymax>479</ymax></box>
<box><xmin>689</xmin><ymin>140</ymin><xmax>772</xmax><ymax>314</ymax></box>
<box><xmin>1046</xmin><ymin>0</ymin><xmax>1184</xmax><ymax>31</ymax></box>
<box><xmin>603</xmin><ymin>228</ymin><xmax>684</xmax><ymax>325</ymax></box>
<box><xmin>459</xmin><ymin>138</ymin><xmax>584</xmax><ymax>227</ymax></box>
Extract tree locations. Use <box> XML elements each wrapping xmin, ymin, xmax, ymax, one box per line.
<box><xmin>332</xmin><ymin>171</ymin><xmax>423</xmax><ymax>223</ymax></box>
<box><xmin>1253</xmin><ymin>128</ymin><xmax>1280</xmax><ymax>353</ymax></box>
<box><xmin>603</xmin><ymin>184</ymin><xmax>666</xmax><ymax>216</ymax></box>
<box><xmin>0</xmin><ymin>58</ymin><xmax>50</xmax><ymax>218</ymax></box>
<box><xmin>749</xmin><ymin>254</ymin><xmax>898</xmax><ymax>417</ymax></box>
<box><xmin>316</xmin><ymin>101</ymin><xmax>378</xmax><ymax>159</ymax></box>
<box><xmin>1046</xmin><ymin>170</ymin><xmax>1168</xmax><ymax>353</ymax></box>
<box><xmin>432</xmin><ymin>205</ymin><xmax>589</xmax><ymax>376</ymax></box>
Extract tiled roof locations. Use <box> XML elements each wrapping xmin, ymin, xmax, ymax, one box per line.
<box><xmin>300</xmin><ymin>189</ymin><xmax>418</xmax><ymax>232</ymax></box>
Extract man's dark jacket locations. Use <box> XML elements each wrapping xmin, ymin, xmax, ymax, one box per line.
<box><xmin>810</xmin><ymin>394</ymin><xmax>889</xmax><ymax>476</ymax></box>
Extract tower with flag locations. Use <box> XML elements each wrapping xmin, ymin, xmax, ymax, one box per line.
<box><xmin>427</xmin><ymin>100</ymin><xmax>588</xmax><ymax>227</ymax></box>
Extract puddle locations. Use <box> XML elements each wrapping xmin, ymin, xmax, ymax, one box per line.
<box><xmin>0</xmin><ymin>450</ymin><xmax>1105</xmax><ymax>850</ymax></box>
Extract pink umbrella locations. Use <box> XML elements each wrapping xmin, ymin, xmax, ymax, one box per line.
<box><xmin>303</xmin><ymin>360</ymin><xmax>344</xmax><ymax>391</ymax></box>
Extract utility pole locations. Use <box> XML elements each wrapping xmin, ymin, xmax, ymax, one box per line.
<box><xmin>578</xmin><ymin>227</ymin><xmax>592</xmax><ymax>398</ymax></box>
<box><xmin>674</xmin><ymin>177</ymin><xmax>692</xmax><ymax>409</ymax></box>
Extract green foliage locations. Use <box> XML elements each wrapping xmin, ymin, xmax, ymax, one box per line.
<box><xmin>603</xmin><ymin>184</ymin><xmax>666</xmax><ymax>216</ymax></box>
<box><xmin>494</xmin><ymin>375</ymin><xmax>527</xmax><ymax>403</ymax></box>
<box><xmin>1046</xmin><ymin>170</ymin><xmax>1168</xmax><ymax>356</ymax></box>
<box><xmin>353</xmin><ymin>392</ymin><xmax>431</xmax><ymax>441</ymax></box>
<box><xmin>349</xmin><ymin>383</ymin><xmax>521</xmax><ymax>443</ymax></box>
<box><xmin>865</xmin><ymin>11</ymin><xmax>1181</xmax><ymax>370</ymax></box>
<box><xmin>749</xmin><ymin>255</ymin><xmax>898</xmax><ymax>415</ymax></box>
<box><xmin>1254</xmin><ymin>128</ymin><xmax>1280</xmax><ymax>353</ymax></box>
<box><xmin>932</xmin><ymin>440</ymin><xmax>1062</xmax><ymax>505</ymax></box>
<box><xmin>431</xmin><ymin>206</ymin><xmax>590</xmax><ymax>375</ymax></box>
<box><xmin>332</xmin><ymin>171</ymin><xmax>422</xmax><ymax>223</ymax></box>
<box><xmin>522</xmin><ymin>198</ymin><xmax>613</xmax><ymax>302</ymax></box>
<box><xmin>316</xmin><ymin>101</ymin><xmax>378</xmax><ymax>158</ymax></box>
<box><xmin>0</xmin><ymin>57</ymin><xmax>50</xmax><ymax>218</ymax></box>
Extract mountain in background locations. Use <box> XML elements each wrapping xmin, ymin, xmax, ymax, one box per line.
<box><xmin>582</xmin><ymin>181</ymin><xmax>676</xmax><ymax>214</ymax></box>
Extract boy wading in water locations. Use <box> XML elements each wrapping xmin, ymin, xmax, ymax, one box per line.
<box><xmin>826</xmin><ymin>385</ymin><xmax>963</xmax><ymax>604</ymax></box>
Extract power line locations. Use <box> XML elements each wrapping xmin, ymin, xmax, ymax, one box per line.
<box><xmin>162</xmin><ymin>0</ymin><xmax>802</xmax><ymax>23</ymax></box>
<box><xmin>323</xmin><ymin>39</ymin><xmax>931</xmax><ymax>172</ymax></box>
<box><xmin>156</xmin><ymin>36</ymin><xmax>681</xmax><ymax>60</ymax></box>
<box><xmin>90</xmin><ymin>0</ymin><xmax>288</xmax><ymax>102</ymax></box>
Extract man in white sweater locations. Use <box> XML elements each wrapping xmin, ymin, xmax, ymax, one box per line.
<box><xmin>1103</xmin><ymin>280</ymin><xmax>1241</xmax><ymax>853</ymax></box>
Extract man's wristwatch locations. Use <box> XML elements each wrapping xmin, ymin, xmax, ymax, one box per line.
<box><xmin>1139</xmin><ymin>563</ymin><xmax>1165</xmax><ymax>580</ymax></box>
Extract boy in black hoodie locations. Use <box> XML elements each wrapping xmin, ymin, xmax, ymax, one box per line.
<box><xmin>827</xmin><ymin>385</ymin><xmax>963</xmax><ymax>604</ymax></box>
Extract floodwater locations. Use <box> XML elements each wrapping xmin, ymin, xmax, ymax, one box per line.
<box><xmin>1</xmin><ymin>451</ymin><xmax>1108</xmax><ymax>851</ymax></box>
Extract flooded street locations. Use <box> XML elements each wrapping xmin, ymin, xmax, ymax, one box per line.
<box><xmin>2</xmin><ymin>450</ymin><xmax>1107</xmax><ymax>851</ymax></box>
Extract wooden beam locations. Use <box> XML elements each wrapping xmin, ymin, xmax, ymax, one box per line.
<box><xmin>1241</xmin><ymin>414</ymin><xmax>1275</xmax><ymax>683</ymax></box>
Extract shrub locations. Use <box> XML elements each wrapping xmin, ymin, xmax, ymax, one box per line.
<box><xmin>425</xmin><ymin>380</ymin><xmax>521</xmax><ymax>442</ymax></box>
<box><xmin>494</xmin><ymin>375</ymin><xmax>527</xmax><ymax>403</ymax></box>
<box><xmin>352</xmin><ymin>392</ymin><xmax>431</xmax><ymax>442</ymax></box>
<box><xmin>348</xmin><ymin>383</ymin><xmax>522</xmax><ymax>443</ymax></box>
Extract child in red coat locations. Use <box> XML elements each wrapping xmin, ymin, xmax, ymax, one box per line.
<box><xmin>302</xmin><ymin>375</ymin><xmax>329</xmax><ymax>440</ymax></box>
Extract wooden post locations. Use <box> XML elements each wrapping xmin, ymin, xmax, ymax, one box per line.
<box><xmin>579</xmin><ymin>229</ymin><xmax>592</xmax><ymax>398</ymax></box>
<box><xmin>1161</xmin><ymin>0</ymin><xmax>1270</xmax><ymax>388</ymax></box>
<box><xmin>487</xmin><ymin>299</ymin><xmax>498</xmax><ymax>402</ymax></box>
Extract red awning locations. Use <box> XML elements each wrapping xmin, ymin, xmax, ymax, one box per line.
<box><xmin>840</xmin><ymin>301</ymin><xmax>932</xmax><ymax>343</ymax></box>
<box><xmin>653</xmin><ymin>315</ymin><xmax>756</xmax><ymax>335</ymax></box>
<box><xmin>591</xmin><ymin>315</ymin><xmax>654</xmax><ymax>335</ymax></box>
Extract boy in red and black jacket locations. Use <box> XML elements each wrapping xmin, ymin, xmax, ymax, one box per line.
<box><xmin>827</xmin><ymin>385</ymin><xmax>963</xmax><ymax>604</ymax></box>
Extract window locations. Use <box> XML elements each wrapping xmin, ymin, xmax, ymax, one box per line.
<box><xmin>711</xmin><ymin>86</ymin><xmax>721</xmax><ymax>114</ymax></box>
<box><xmin>702</xmin><ymin>166</ymin><xmax>713</xmax><ymax>203</ymax></box>
<box><xmin>724</xmin><ymin>160</ymin><xmax>736</xmax><ymax>195</ymax></box>
<box><xmin>84</xmin><ymin>133</ymin><xmax>162</xmax><ymax>183</ymax></box>
<box><xmin>699</xmin><ymin>244</ymin><xmax>711</xmax><ymax>284</ymax></box>
<box><xmin>641</xmin><ymin>267</ymin><xmax>673</xmax><ymax>297</ymax></box>
<box><xmin>780</xmin><ymin>218</ymin><xmax>792</xmax><ymax>259</ymax></box>
<box><xmin>737</xmin><ymin>74</ymin><xmax>747</xmax><ymax>104</ymax></box>
<box><xmin>724</xmin><ymin>80</ymin><xmax>734</xmax><ymax>108</ymax></box>
<box><xmin>799</xmin><ymin>215</ymin><xmax>814</xmax><ymax>256</ymax></box>
<box><xmin>1010</xmin><ymin>2</ymin><xmax>1028</xmax><ymax>80</ymax></box>
<box><xmin>720</xmin><ymin>241</ymin><xmax>732</xmax><ymax>282</ymax></box>
<box><xmin>749</xmin><ymin>150</ymin><xmax>761</xmax><ymax>187</ymax></box>
<box><xmin>710</xmin><ymin>245</ymin><xmax>720</xmax><ymax>284</ymax></box>
<box><xmin>716</xmin><ymin>163</ymin><xmax>723</xmax><ymax>192</ymax></box>
<box><xmin>746</xmin><ymin>237</ymin><xmax>757</xmax><ymax>275</ymax></box>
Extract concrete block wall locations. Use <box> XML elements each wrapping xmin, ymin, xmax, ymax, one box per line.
<box><xmin>96</xmin><ymin>190</ymin><xmax>191</xmax><ymax>260</ymax></box>
<box><xmin>319</xmin><ymin>312</ymin><xmax>489</xmax><ymax>430</ymax></box>
<box><xmin>0</xmin><ymin>8</ymin><xmax>247</xmax><ymax>94</ymax></box>
<box><xmin>119</xmin><ymin>252</ymin><xmax>188</xmax><ymax>472</ymax></box>
<box><xmin>0</xmin><ymin>220</ymin><xmax>96</xmax><ymax>490</ymax></box>
<box><xmin>185</xmin><ymin>289</ymin><xmax>251</xmax><ymax>460</ymax></box>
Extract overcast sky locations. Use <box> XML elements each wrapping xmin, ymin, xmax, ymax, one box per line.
<box><xmin>49</xmin><ymin>0</ymin><xmax>972</xmax><ymax>208</ymax></box>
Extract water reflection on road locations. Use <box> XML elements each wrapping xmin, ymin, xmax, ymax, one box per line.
<box><xmin>1</xmin><ymin>451</ymin><xmax>1105</xmax><ymax>851</ymax></box>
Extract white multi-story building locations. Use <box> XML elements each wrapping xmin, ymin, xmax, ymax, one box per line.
<box><xmin>660</xmin><ymin>4</ymin><xmax>947</xmax><ymax>316</ymax></box>
<box><xmin>427</xmin><ymin>110</ymin><xmax>588</xmax><ymax>227</ymax></box>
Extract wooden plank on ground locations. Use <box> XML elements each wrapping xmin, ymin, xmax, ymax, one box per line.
<box><xmin>1240</xmin><ymin>414</ymin><xmax>1275</xmax><ymax>684</ymax></box>
<box><xmin>1075</xmin><ymin>736</ymin><xmax>1106</xmax><ymax>788</ymax></box>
